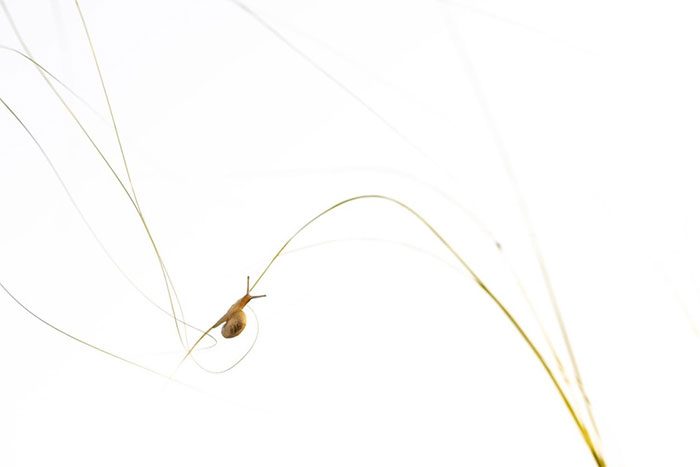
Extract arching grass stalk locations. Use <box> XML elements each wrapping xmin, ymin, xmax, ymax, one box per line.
<box><xmin>179</xmin><ymin>194</ymin><xmax>605</xmax><ymax>467</ymax></box>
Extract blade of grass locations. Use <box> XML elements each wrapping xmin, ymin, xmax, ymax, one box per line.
<box><xmin>179</xmin><ymin>194</ymin><xmax>605</xmax><ymax>466</ymax></box>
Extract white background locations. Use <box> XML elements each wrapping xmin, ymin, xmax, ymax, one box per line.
<box><xmin>1</xmin><ymin>1</ymin><xmax>700</xmax><ymax>466</ymax></box>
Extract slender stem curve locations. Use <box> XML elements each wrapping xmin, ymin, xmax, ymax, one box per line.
<box><xmin>181</xmin><ymin>194</ymin><xmax>605</xmax><ymax>466</ymax></box>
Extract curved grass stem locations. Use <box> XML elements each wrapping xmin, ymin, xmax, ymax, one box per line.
<box><xmin>181</xmin><ymin>194</ymin><xmax>605</xmax><ymax>466</ymax></box>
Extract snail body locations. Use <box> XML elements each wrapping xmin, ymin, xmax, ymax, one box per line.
<box><xmin>213</xmin><ymin>277</ymin><xmax>265</xmax><ymax>339</ymax></box>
